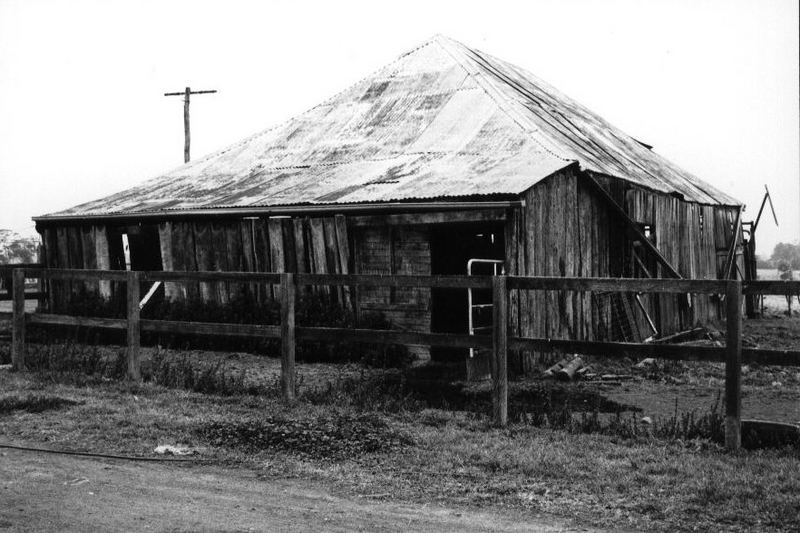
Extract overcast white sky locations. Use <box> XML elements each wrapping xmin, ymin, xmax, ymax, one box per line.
<box><xmin>1</xmin><ymin>0</ymin><xmax>797</xmax><ymax>256</ymax></box>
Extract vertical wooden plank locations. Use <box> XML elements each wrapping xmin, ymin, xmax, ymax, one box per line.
<box><xmin>529</xmin><ymin>185</ymin><xmax>542</xmax><ymax>365</ymax></box>
<box><xmin>182</xmin><ymin>222</ymin><xmax>200</xmax><ymax>300</ymax></box>
<box><xmin>504</xmin><ymin>207</ymin><xmax>519</xmax><ymax>374</ymax></box>
<box><xmin>505</xmin><ymin>209</ymin><xmax>519</xmax><ymax>334</ymax></box>
<box><xmin>268</xmin><ymin>218</ymin><xmax>286</xmax><ymax>273</ymax></box>
<box><xmin>309</xmin><ymin>218</ymin><xmax>327</xmax><ymax>274</ymax></box>
<box><xmin>225</xmin><ymin>222</ymin><xmax>244</xmax><ymax>300</ymax></box>
<box><xmin>281</xmin><ymin>272</ymin><xmax>296</xmax><ymax>401</ymax></box>
<box><xmin>126</xmin><ymin>270</ymin><xmax>141</xmax><ymax>381</ymax></box>
<box><xmin>253</xmin><ymin>218</ymin><xmax>272</xmax><ymax>300</ymax></box>
<box><xmin>492</xmin><ymin>275</ymin><xmax>508</xmax><ymax>427</ymax></box>
<box><xmin>11</xmin><ymin>269</ymin><xmax>26</xmax><ymax>371</ymax></box>
<box><xmin>725</xmin><ymin>280</ymin><xmax>742</xmax><ymax>450</ymax></box>
<box><xmin>563</xmin><ymin>172</ymin><xmax>576</xmax><ymax>340</ymax></box>
<box><xmin>240</xmin><ymin>219</ymin><xmax>256</xmax><ymax>272</ymax></box>
<box><xmin>94</xmin><ymin>226</ymin><xmax>112</xmax><ymax>299</ymax></box>
<box><xmin>334</xmin><ymin>214</ymin><xmax>352</xmax><ymax>310</ymax></box>
<box><xmin>292</xmin><ymin>218</ymin><xmax>308</xmax><ymax>274</ymax></box>
<box><xmin>309</xmin><ymin>218</ymin><xmax>329</xmax><ymax>296</ymax></box>
<box><xmin>209</xmin><ymin>222</ymin><xmax>230</xmax><ymax>304</ymax></box>
<box><xmin>193</xmin><ymin>222</ymin><xmax>215</xmax><ymax>301</ymax></box>
<box><xmin>240</xmin><ymin>218</ymin><xmax>257</xmax><ymax>299</ymax></box>
<box><xmin>80</xmin><ymin>226</ymin><xmax>97</xmax><ymax>294</ymax></box>
<box><xmin>323</xmin><ymin>217</ymin><xmax>343</xmax><ymax>303</ymax></box>
<box><xmin>169</xmin><ymin>222</ymin><xmax>189</xmax><ymax>300</ymax></box>
<box><xmin>158</xmin><ymin>222</ymin><xmax>180</xmax><ymax>301</ymax></box>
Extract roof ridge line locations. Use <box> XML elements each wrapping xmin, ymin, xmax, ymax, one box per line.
<box><xmin>431</xmin><ymin>36</ymin><xmax>574</xmax><ymax>165</ymax></box>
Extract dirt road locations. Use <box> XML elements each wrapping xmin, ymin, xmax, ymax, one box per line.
<box><xmin>0</xmin><ymin>448</ymin><xmax>594</xmax><ymax>532</ymax></box>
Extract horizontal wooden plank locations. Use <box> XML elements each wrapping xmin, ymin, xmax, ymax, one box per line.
<box><xmin>509</xmin><ymin>336</ymin><xmax>726</xmax><ymax>362</ymax></box>
<box><xmin>16</xmin><ymin>313</ymin><xmax>800</xmax><ymax>368</ymax></box>
<box><xmin>350</xmin><ymin>208</ymin><xmax>508</xmax><ymax>227</ymax></box>
<box><xmin>0</xmin><ymin>292</ymin><xmax>47</xmax><ymax>301</ymax></box>
<box><xmin>24</xmin><ymin>313</ymin><xmax>282</xmax><ymax>338</ymax></box>
<box><xmin>11</xmin><ymin>270</ymin><xmax>799</xmax><ymax>296</ymax></box>
<box><xmin>508</xmin><ymin>276</ymin><xmax>729</xmax><ymax>294</ymax></box>
<box><xmin>142</xmin><ymin>271</ymin><xmax>282</xmax><ymax>284</ymax></box>
<box><xmin>296</xmin><ymin>274</ymin><xmax>492</xmax><ymax>289</ymax></box>
<box><xmin>140</xmin><ymin>319</ymin><xmax>281</xmax><ymax>338</ymax></box>
<box><xmin>0</xmin><ymin>311</ymin><xmax>12</xmax><ymax>320</ymax></box>
<box><xmin>0</xmin><ymin>263</ymin><xmax>42</xmax><ymax>273</ymax></box>
<box><xmin>743</xmin><ymin>280</ymin><xmax>800</xmax><ymax>295</ymax></box>
<box><xmin>297</xmin><ymin>327</ymin><xmax>493</xmax><ymax>349</ymax></box>
<box><xmin>41</xmin><ymin>269</ymin><xmax>127</xmax><ymax>281</ymax></box>
<box><xmin>27</xmin><ymin>313</ymin><xmax>127</xmax><ymax>329</ymax></box>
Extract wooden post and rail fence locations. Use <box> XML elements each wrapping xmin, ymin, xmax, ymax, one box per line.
<box><xmin>3</xmin><ymin>266</ymin><xmax>800</xmax><ymax>451</ymax></box>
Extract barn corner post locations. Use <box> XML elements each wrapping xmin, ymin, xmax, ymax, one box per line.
<box><xmin>725</xmin><ymin>279</ymin><xmax>742</xmax><ymax>451</ymax></box>
<box><xmin>126</xmin><ymin>270</ymin><xmax>141</xmax><ymax>381</ymax></box>
<box><xmin>280</xmin><ymin>272</ymin><xmax>296</xmax><ymax>401</ymax></box>
<box><xmin>492</xmin><ymin>275</ymin><xmax>508</xmax><ymax>427</ymax></box>
<box><xmin>11</xmin><ymin>268</ymin><xmax>26</xmax><ymax>371</ymax></box>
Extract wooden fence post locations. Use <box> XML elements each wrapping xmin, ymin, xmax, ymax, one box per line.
<box><xmin>281</xmin><ymin>272</ymin><xmax>296</xmax><ymax>401</ymax></box>
<box><xmin>11</xmin><ymin>268</ymin><xmax>26</xmax><ymax>371</ymax></box>
<box><xmin>725</xmin><ymin>279</ymin><xmax>742</xmax><ymax>451</ymax></box>
<box><xmin>126</xmin><ymin>270</ymin><xmax>141</xmax><ymax>381</ymax></box>
<box><xmin>492</xmin><ymin>275</ymin><xmax>508</xmax><ymax>427</ymax></box>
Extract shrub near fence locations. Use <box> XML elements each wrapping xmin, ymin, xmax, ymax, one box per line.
<box><xmin>4</xmin><ymin>267</ymin><xmax>800</xmax><ymax>450</ymax></box>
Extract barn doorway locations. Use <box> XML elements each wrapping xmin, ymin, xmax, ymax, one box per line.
<box><xmin>111</xmin><ymin>224</ymin><xmax>165</xmax><ymax>309</ymax></box>
<box><xmin>430</xmin><ymin>222</ymin><xmax>505</xmax><ymax>362</ymax></box>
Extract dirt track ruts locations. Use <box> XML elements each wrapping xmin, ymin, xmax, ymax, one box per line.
<box><xmin>0</xmin><ymin>448</ymin><xmax>603</xmax><ymax>532</ymax></box>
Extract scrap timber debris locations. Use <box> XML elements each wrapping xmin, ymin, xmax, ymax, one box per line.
<box><xmin>542</xmin><ymin>355</ymin><xmax>631</xmax><ymax>384</ymax></box>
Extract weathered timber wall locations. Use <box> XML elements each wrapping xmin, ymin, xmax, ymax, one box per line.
<box><xmin>38</xmin><ymin>215</ymin><xmax>432</xmax><ymax>357</ymax></box>
<box><xmin>353</xmin><ymin>225</ymin><xmax>432</xmax><ymax>360</ymax></box>
<box><xmin>505</xmin><ymin>167</ymin><xmax>609</xmax><ymax>372</ymax></box>
<box><xmin>156</xmin><ymin>216</ymin><xmax>353</xmax><ymax>307</ymax></box>
<box><xmin>507</xmin><ymin>167</ymin><xmax>744</xmax><ymax>370</ymax></box>
<box><xmin>40</xmin><ymin>225</ymin><xmax>116</xmax><ymax>311</ymax></box>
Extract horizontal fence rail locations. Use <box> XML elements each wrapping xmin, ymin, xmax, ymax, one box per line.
<box><xmin>6</xmin><ymin>267</ymin><xmax>800</xmax><ymax>451</ymax></box>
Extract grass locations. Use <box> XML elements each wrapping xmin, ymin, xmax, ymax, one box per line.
<box><xmin>0</xmin><ymin>393</ymin><xmax>81</xmax><ymax>414</ymax></box>
<box><xmin>1</xmin><ymin>351</ymin><xmax>798</xmax><ymax>532</ymax></box>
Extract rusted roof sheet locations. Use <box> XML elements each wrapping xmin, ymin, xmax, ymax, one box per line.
<box><xmin>42</xmin><ymin>35</ymin><xmax>738</xmax><ymax>219</ymax></box>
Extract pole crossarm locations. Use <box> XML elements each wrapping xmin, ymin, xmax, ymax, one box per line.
<box><xmin>164</xmin><ymin>90</ymin><xmax>218</xmax><ymax>96</ymax></box>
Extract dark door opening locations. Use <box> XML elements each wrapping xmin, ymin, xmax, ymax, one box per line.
<box><xmin>430</xmin><ymin>222</ymin><xmax>505</xmax><ymax>361</ymax></box>
<box><xmin>116</xmin><ymin>224</ymin><xmax>165</xmax><ymax>309</ymax></box>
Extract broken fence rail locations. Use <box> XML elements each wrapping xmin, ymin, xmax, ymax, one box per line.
<box><xmin>6</xmin><ymin>268</ymin><xmax>800</xmax><ymax>450</ymax></box>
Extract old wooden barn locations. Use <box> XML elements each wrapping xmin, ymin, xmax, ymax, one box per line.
<box><xmin>33</xmin><ymin>35</ymin><xmax>746</xmax><ymax>370</ymax></box>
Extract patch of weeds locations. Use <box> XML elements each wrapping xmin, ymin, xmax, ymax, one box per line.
<box><xmin>519</xmin><ymin>392</ymin><xmax>726</xmax><ymax>445</ymax></box>
<box><xmin>302</xmin><ymin>370</ymin><xmax>424</xmax><ymax>412</ymax></box>
<box><xmin>195</xmin><ymin>413</ymin><xmax>413</xmax><ymax>460</ymax></box>
<box><xmin>147</xmin><ymin>350</ymin><xmax>280</xmax><ymax>396</ymax></box>
<box><xmin>0</xmin><ymin>394</ymin><xmax>81</xmax><ymax>414</ymax></box>
<box><xmin>24</xmin><ymin>338</ymin><xmax>127</xmax><ymax>384</ymax></box>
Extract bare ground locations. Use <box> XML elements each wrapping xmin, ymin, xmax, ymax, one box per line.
<box><xmin>0</xmin><ymin>448</ymin><xmax>596</xmax><ymax>533</ymax></box>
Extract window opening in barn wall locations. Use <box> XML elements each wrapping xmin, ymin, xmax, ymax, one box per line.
<box><xmin>430</xmin><ymin>222</ymin><xmax>505</xmax><ymax>363</ymax></box>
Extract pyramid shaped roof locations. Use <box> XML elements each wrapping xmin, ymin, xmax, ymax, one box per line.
<box><xmin>41</xmin><ymin>35</ymin><xmax>738</xmax><ymax>220</ymax></box>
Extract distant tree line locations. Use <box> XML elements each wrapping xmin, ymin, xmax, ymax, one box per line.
<box><xmin>0</xmin><ymin>230</ymin><xmax>39</xmax><ymax>264</ymax></box>
<box><xmin>756</xmin><ymin>242</ymin><xmax>800</xmax><ymax>270</ymax></box>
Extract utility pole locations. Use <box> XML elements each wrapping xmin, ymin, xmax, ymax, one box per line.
<box><xmin>164</xmin><ymin>87</ymin><xmax>217</xmax><ymax>163</ymax></box>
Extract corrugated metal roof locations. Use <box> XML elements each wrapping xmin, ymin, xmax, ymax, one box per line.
<box><xmin>42</xmin><ymin>35</ymin><xmax>738</xmax><ymax>219</ymax></box>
